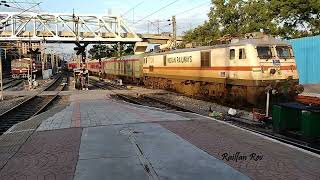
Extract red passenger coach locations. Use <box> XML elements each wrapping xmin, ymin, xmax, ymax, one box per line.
<box><xmin>67</xmin><ymin>61</ymin><xmax>78</xmax><ymax>71</ymax></box>
<box><xmin>87</xmin><ymin>60</ymin><xmax>101</xmax><ymax>75</ymax></box>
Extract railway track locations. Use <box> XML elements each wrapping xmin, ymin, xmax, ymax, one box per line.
<box><xmin>44</xmin><ymin>74</ymin><xmax>65</xmax><ymax>91</ymax></box>
<box><xmin>3</xmin><ymin>79</ymin><xmax>23</xmax><ymax>90</ymax></box>
<box><xmin>89</xmin><ymin>78</ymin><xmax>127</xmax><ymax>90</ymax></box>
<box><xmin>235</xmin><ymin>124</ymin><xmax>320</xmax><ymax>155</ymax></box>
<box><xmin>0</xmin><ymin>73</ymin><xmax>66</xmax><ymax>135</ymax></box>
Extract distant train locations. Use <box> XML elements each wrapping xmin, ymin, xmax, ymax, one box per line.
<box><xmin>68</xmin><ymin>33</ymin><xmax>302</xmax><ymax>105</ymax></box>
<box><xmin>11</xmin><ymin>58</ymin><xmax>42</xmax><ymax>79</ymax></box>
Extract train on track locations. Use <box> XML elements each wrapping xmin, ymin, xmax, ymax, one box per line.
<box><xmin>68</xmin><ymin>33</ymin><xmax>303</xmax><ymax>106</ymax></box>
<box><xmin>11</xmin><ymin>58</ymin><xmax>42</xmax><ymax>79</ymax></box>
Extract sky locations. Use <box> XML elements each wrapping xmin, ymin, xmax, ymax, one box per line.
<box><xmin>39</xmin><ymin>0</ymin><xmax>211</xmax><ymax>34</ymax></box>
<box><xmin>0</xmin><ymin>0</ymin><xmax>211</xmax><ymax>34</ymax></box>
<box><xmin>0</xmin><ymin>0</ymin><xmax>211</xmax><ymax>55</ymax></box>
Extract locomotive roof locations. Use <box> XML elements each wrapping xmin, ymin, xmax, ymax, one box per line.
<box><xmin>146</xmin><ymin>37</ymin><xmax>289</xmax><ymax>56</ymax></box>
<box><xmin>94</xmin><ymin>37</ymin><xmax>290</xmax><ymax>60</ymax></box>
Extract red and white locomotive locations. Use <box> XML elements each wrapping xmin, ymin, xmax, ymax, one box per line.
<box><xmin>11</xmin><ymin>58</ymin><xmax>42</xmax><ymax>79</ymax></box>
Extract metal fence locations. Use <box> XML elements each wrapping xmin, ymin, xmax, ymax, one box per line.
<box><xmin>289</xmin><ymin>36</ymin><xmax>320</xmax><ymax>84</ymax></box>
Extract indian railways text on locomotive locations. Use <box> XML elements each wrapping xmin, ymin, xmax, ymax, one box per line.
<box><xmin>167</xmin><ymin>56</ymin><xmax>193</xmax><ymax>63</ymax></box>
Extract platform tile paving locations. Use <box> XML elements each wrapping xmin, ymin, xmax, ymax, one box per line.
<box><xmin>6</xmin><ymin>105</ymin><xmax>69</xmax><ymax>133</ymax></box>
<box><xmin>74</xmin><ymin>123</ymin><xmax>248</xmax><ymax>180</ymax></box>
<box><xmin>37</xmin><ymin>99</ymin><xmax>189</xmax><ymax>131</ymax></box>
<box><xmin>159</xmin><ymin>119</ymin><xmax>320</xmax><ymax>180</ymax></box>
<box><xmin>0</xmin><ymin>131</ymin><xmax>33</xmax><ymax>169</ymax></box>
<box><xmin>1</xmin><ymin>94</ymin><xmax>319</xmax><ymax>180</ymax></box>
<box><xmin>0</xmin><ymin>128</ymin><xmax>82</xmax><ymax>180</ymax></box>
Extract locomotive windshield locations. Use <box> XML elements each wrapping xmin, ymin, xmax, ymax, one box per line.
<box><xmin>257</xmin><ymin>46</ymin><xmax>273</xmax><ymax>59</ymax></box>
<box><xmin>276</xmin><ymin>46</ymin><xmax>292</xmax><ymax>58</ymax></box>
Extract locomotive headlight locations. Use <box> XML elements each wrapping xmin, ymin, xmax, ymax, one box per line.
<box><xmin>270</xmin><ymin>69</ymin><xmax>276</xmax><ymax>75</ymax></box>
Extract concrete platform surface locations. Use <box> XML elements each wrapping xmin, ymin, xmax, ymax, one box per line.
<box><xmin>0</xmin><ymin>93</ymin><xmax>319</xmax><ymax>180</ymax></box>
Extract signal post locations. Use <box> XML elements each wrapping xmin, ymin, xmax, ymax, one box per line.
<box><xmin>74</xmin><ymin>42</ymin><xmax>89</xmax><ymax>90</ymax></box>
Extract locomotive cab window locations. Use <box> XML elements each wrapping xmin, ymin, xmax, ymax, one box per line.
<box><xmin>201</xmin><ymin>51</ymin><xmax>210</xmax><ymax>67</ymax></box>
<box><xmin>230</xmin><ymin>49</ymin><xmax>235</xmax><ymax>60</ymax></box>
<box><xmin>257</xmin><ymin>46</ymin><xmax>273</xmax><ymax>59</ymax></box>
<box><xmin>239</xmin><ymin>48</ymin><xmax>246</xmax><ymax>59</ymax></box>
<box><xmin>276</xmin><ymin>46</ymin><xmax>292</xmax><ymax>58</ymax></box>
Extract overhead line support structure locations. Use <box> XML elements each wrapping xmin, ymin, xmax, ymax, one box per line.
<box><xmin>0</xmin><ymin>12</ymin><xmax>142</xmax><ymax>43</ymax></box>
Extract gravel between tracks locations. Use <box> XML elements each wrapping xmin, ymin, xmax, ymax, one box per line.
<box><xmin>148</xmin><ymin>93</ymin><xmax>254</xmax><ymax>120</ymax></box>
<box><xmin>0</xmin><ymin>96</ymin><xmax>30</xmax><ymax>115</ymax></box>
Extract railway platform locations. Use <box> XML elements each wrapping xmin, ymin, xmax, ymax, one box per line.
<box><xmin>0</xmin><ymin>92</ymin><xmax>319</xmax><ymax>180</ymax></box>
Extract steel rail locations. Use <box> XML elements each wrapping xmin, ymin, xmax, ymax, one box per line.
<box><xmin>0</xmin><ymin>73</ymin><xmax>65</xmax><ymax>135</ymax></box>
<box><xmin>3</xmin><ymin>79</ymin><xmax>23</xmax><ymax>90</ymax></box>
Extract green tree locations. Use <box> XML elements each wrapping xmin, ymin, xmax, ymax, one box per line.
<box><xmin>183</xmin><ymin>20</ymin><xmax>221</xmax><ymax>43</ymax></box>
<box><xmin>88</xmin><ymin>44</ymin><xmax>113</xmax><ymax>59</ymax></box>
<box><xmin>88</xmin><ymin>44</ymin><xmax>134</xmax><ymax>59</ymax></box>
<box><xmin>183</xmin><ymin>0</ymin><xmax>320</xmax><ymax>43</ymax></box>
<box><xmin>270</xmin><ymin>0</ymin><xmax>320</xmax><ymax>38</ymax></box>
<box><xmin>239</xmin><ymin>0</ymin><xmax>278</xmax><ymax>35</ymax></box>
<box><xmin>208</xmin><ymin>0</ymin><xmax>245</xmax><ymax>36</ymax></box>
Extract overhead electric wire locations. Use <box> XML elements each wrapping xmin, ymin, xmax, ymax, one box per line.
<box><xmin>8</xmin><ymin>0</ymin><xmax>23</xmax><ymax>9</ymax></box>
<box><xmin>121</xmin><ymin>1</ymin><xmax>144</xmax><ymax>17</ymax></box>
<box><xmin>3</xmin><ymin>2</ymin><xmax>41</xmax><ymax>16</ymax></box>
<box><xmin>174</xmin><ymin>1</ymin><xmax>210</xmax><ymax>16</ymax></box>
<box><xmin>7</xmin><ymin>1</ymin><xmax>39</xmax><ymax>4</ymax></box>
<box><xmin>135</xmin><ymin>0</ymin><xmax>179</xmax><ymax>24</ymax></box>
<box><xmin>147</xmin><ymin>20</ymin><xmax>167</xmax><ymax>33</ymax></box>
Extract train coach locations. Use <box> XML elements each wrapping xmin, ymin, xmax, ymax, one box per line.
<box><xmin>87</xmin><ymin>59</ymin><xmax>101</xmax><ymax>76</ymax></box>
<box><xmin>103</xmin><ymin>55</ymin><xmax>144</xmax><ymax>83</ymax></box>
<box><xmin>67</xmin><ymin>61</ymin><xmax>78</xmax><ymax>71</ymax></box>
<box><xmin>79</xmin><ymin>33</ymin><xmax>303</xmax><ymax>106</ymax></box>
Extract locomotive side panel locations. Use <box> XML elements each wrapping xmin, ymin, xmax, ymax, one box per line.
<box><xmin>144</xmin><ymin>48</ymin><xmax>234</xmax><ymax>83</ymax></box>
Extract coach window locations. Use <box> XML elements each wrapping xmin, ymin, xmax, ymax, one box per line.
<box><xmin>230</xmin><ymin>49</ymin><xmax>235</xmax><ymax>60</ymax></box>
<box><xmin>239</xmin><ymin>48</ymin><xmax>246</xmax><ymax>59</ymax></box>
<box><xmin>163</xmin><ymin>55</ymin><xmax>167</xmax><ymax>66</ymax></box>
<box><xmin>201</xmin><ymin>51</ymin><xmax>211</xmax><ymax>67</ymax></box>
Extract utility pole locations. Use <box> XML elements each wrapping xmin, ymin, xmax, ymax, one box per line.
<box><xmin>29</xmin><ymin>33</ymin><xmax>32</xmax><ymax>89</ymax></box>
<box><xmin>0</xmin><ymin>49</ymin><xmax>3</xmax><ymax>101</ymax></box>
<box><xmin>157</xmin><ymin>20</ymin><xmax>160</xmax><ymax>34</ymax></box>
<box><xmin>56</xmin><ymin>54</ymin><xmax>59</xmax><ymax>72</ymax></box>
<box><xmin>51</xmin><ymin>53</ymin><xmax>55</xmax><ymax>74</ymax></box>
<box><xmin>147</xmin><ymin>22</ymin><xmax>150</xmax><ymax>34</ymax></box>
<box><xmin>132</xmin><ymin>8</ymin><xmax>134</xmax><ymax>24</ymax></box>
<box><xmin>117</xmin><ymin>42</ymin><xmax>121</xmax><ymax>57</ymax></box>
<box><xmin>41</xmin><ymin>41</ymin><xmax>45</xmax><ymax>79</ymax></box>
<box><xmin>172</xmin><ymin>16</ymin><xmax>177</xmax><ymax>49</ymax></box>
<box><xmin>98</xmin><ymin>46</ymin><xmax>102</xmax><ymax>80</ymax></box>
